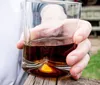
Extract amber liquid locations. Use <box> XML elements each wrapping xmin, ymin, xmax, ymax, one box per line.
<box><xmin>23</xmin><ymin>42</ymin><xmax>77</xmax><ymax>77</ymax></box>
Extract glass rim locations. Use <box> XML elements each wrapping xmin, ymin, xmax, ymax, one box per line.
<box><xmin>26</xmin><ymin>0</ymin><xmax>82</xmax><ymax>5</ymax></box>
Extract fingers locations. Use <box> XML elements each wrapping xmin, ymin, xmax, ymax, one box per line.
<box><xmin>73</xmin><ymin>20</ymin><xmax>92</xmax><ymax>44</ymax></box>
<box><xmin>72</xmin><ymin>72</ymin><xmax>82</xmax><ymax>80</ymax></box>
<box><xmin>62</xmin><ymin>19</ymin><xmax>92</xmax><ymax>44</ymax></box>
<box><xmin>30</xmin><ymin>24</ymin><xmax>45</xmax><ymax>40</ymax></box>
<box><xmin>17</xmin><ymin>33</ymin><xmax>24</xmax><ymax>49</ymax></box>
<box><xmin>66</xmin><ymin>38</ymin><xmax>91</xmax><ymax>80</ymax></box>
<box><xmin>70</xmin><ymin>54</ymin><xmax>90</xmax><ymax>78</ymax></box>
<box><xmin>67</xmin><ymin>39</ymin><xmax>91</xmax><ymax>66</ymax></box>
<box><xmin>26</xmin><ymin>21</ymin><xmax>63</xmax><ymax>40</ymax></box>
<box><xmin>16</xmin><ymin>25</ymin><xmax>44</xmax><ymax>49</ymax></box>
<box><xmin>17</xmin><ymin>21</ymin><xmax>63</xmax><ymax>49</ymax></box>
<box><xmin>66</xmin><ymin>39</ymin><xmax>91</xmax><ymax>79</ymax></box>
<box><xmin>16</xmin><ymin>24</ymin><xmax>48</xmax><ymax>49</ymax></box>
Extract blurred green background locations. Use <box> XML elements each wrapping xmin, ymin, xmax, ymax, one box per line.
<box><xmin>82</xmin><ymin>50</ymin><xmax>100</xmax><ymax>80</ymax></box>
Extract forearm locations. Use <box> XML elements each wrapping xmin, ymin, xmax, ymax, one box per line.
<box><xmin>40</xmin><ymin>3</ymin><xmax>67</xmax><ymax>23</ymax></box>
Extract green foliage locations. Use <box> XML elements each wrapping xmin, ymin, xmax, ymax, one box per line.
<box><xmin>82</xmin><ymin>50</ymin><xmax>100</xmax><ymax>80</ymax></box>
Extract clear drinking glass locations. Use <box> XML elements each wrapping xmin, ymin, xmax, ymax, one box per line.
<box><xmin>22</xmin><ymin>0</ymin><xmax>82</xmax><ymax>77</ymax></box>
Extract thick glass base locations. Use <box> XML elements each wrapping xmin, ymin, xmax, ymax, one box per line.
<box><xmin>22</xmin><ymin>61</ymin><xmax>71</xmax><ymax>77</ymax></box>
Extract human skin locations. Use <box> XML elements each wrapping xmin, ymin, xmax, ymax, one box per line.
<box><xmin>17</xmin><ymin>4</ymin><xmax>92</xmax><ymax>80</ymax></box>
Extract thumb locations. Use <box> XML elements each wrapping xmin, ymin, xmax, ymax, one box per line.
<box><xmin>17</xmin><ymin>21</ymin><xmax>63</xmax><ymax>49</ymax></box>
<box><xmin>73</xmin><ymin>20</ymin><xmax>92</xmax><ymax>44</ymax></box>
<box><xmin>17</xmin><ymin>24</ymin><xmax>45</xmax><ymax>49</ymax></box>
<box><xmin>17</xmin><ymin>33</ymin><xmax>24</xmax><ymax>49</ymax></box>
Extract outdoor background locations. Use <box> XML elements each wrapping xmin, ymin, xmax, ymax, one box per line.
<box><xmin>79</xmin><ymin>0</ymin><xmax>100</xmax><ymax>80</ymax></box>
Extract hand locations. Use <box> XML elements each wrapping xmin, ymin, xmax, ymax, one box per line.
<box><xmin>17</xmin><ymin>19</ymin><xmax>92</xmax><ymax>80</ymax></box>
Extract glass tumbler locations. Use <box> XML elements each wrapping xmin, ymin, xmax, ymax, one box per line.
<box><xmin>22</xmin><ymin>0</ymin><xmax>82</xmax><ymax>77</ymax></box>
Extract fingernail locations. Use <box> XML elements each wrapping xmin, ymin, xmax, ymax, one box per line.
<box><xmin>17</xmin><ymin>40</ymin><xmax>24</xmax><ymax>48</ymax></box>
<box><xmin>75</xmin><ymin>36</ymin><xmax>83</xmax><ymax>44</ymax></box>
<box><xmin>77</xmin><ymin>73</ymin><xmax>81</xmax><ymax>79</ymax></box>
<box><xmin>75</xmin><ymin>72</ymin><xmax>82</xmax><ymax>80</ymax></box>
<box><xmin>73</xmin><ymin>74</ymin><xmax>80</xmax><ymax>80</ymax></box>
<box><xmin>72</xmin><ymin>66</ymin><xmax>81</xmax><ymax>76</ymax></box>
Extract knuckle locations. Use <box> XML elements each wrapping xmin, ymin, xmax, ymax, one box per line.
<box><xmin>81</xmin><ymin>20</ymin><xmax>92</xmax><ymax>31</ymax></box>
<box><xmin>75</xmin><ymin>49</ymin><xmax>86</xmax><ymax>58</ymax></box>
<box><xmin>77</xmin><ymin>51</ymin><xmax>85</xmax><ymax>58</ymax></box>
<box><xmin>84</xmin><ymin>20</ymin><xmax>92</xmax><ymax>30</ymax></box>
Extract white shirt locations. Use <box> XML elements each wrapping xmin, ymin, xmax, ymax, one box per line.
<box><xmin>0</xmin><ymin>0</ymin><xmax>65</xmax><ymax>85</ymax></box>
<box><xmin>0</xmin><ymin>0</ymin><xmax>28</xmax><ymax>85</ymax></box>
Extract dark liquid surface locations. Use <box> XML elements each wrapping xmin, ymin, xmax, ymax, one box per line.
<box><xmin>23</xmin><ymin>43</ymin><xmax>77</xmax><ymax>77</ymax></box>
